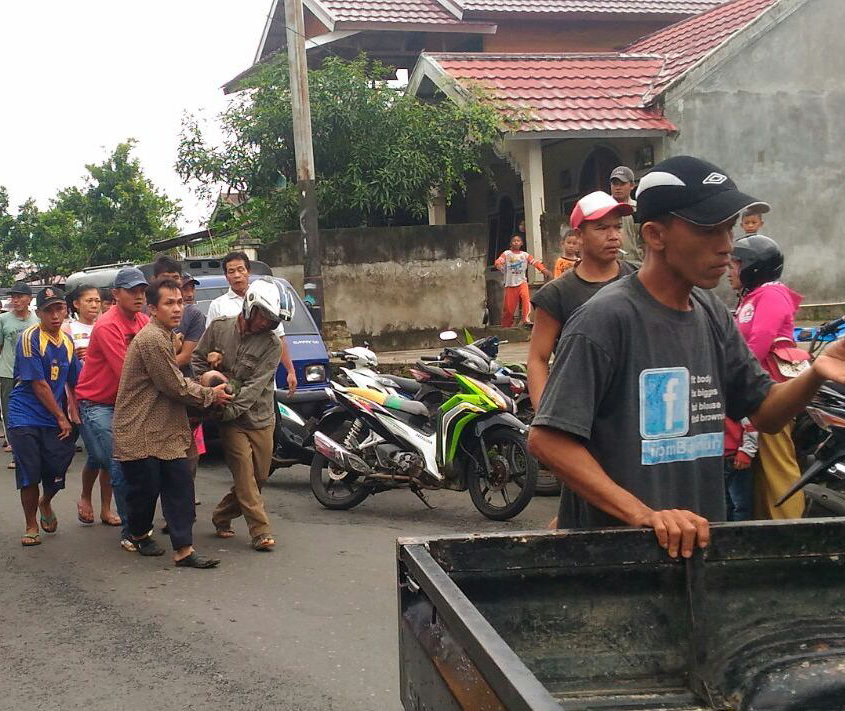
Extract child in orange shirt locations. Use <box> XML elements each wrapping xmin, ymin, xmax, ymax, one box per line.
<box><xmin>553</xmin><ymin>229</ymin><xmax>581</xmax><ymax>278</ymax></box>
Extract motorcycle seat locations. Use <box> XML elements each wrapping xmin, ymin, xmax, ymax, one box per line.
<box><xmin>348</xmin><ymin>388</ymin><xmax>430</xmax><ymax>418</ymax></box>
<box><xmin>377</xmin><ymin>375</ymin><xmax>421</xmax><ymax>395</ymax></box>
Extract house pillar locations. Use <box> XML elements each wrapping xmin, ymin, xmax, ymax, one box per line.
<box><xmin>428</xmin><ymin>190</ymin><xmax>447</xmax><ymax>225</ymax></box>
<box><xmin>507</xmin><ymin>138</ymin><xmax>546</xmax><ymax>279</ymax></box>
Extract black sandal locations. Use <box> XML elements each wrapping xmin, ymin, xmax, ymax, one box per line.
<box><xmin>175</xmin><ymin>552</ymin><xmax>220</xmax><ymax>569</ymax></box>
<box><xmin>135</xmin><ymin>536</ymin><xmax>165</xmax><ymax>556</ymax></box>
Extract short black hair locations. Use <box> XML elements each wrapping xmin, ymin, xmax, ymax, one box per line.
<box><xmin>99</xmin><ymin>287</ymin><xmax>115</xmax><ymax>303</ymax></box>
<box><xmin>561</xmin><ymin>228</ymin><xmax>579</xmax><ymax>240</ymax></box>
<box><xmin>222</xmin><ymin>251</ymin><xmax>251</xmax><ymax>274</ymax></box>
<box><xmin>153</xmin><ymin>255</ymin><xmax>183</xmax><ymax>277</ymax></box>
<box><xmin>146</xmin><ymin>279</ymin><xmax>181</xmax><ymax>307</ymax></box>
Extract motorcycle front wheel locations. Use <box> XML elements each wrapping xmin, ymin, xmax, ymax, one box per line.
<box><xmin>468</xmin><ymin>427</ymin><xmax>537</xmax><ymax>521</ymax></box>
<box><xmin>310</xmin><ymin>419</ymin><xmax>371</xmax><ymax>510</ymax></box>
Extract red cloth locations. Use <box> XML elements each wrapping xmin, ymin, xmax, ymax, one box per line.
<box><xmin>501</xmin><ymin>282</ymin><xmax>531</xmax><ymax>328</ymax></box>
<box><xmin>75</xmin><ymin>306</ymin><xmax>149</xmax><ymax>405</ymax></box>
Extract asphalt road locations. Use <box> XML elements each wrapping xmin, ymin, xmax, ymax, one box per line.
<box><xmin>0</xmin><ymin>446</ymin><xmax>557</xmax><ymax>711</ymax></box>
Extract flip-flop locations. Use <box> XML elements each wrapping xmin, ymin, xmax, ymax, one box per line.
<box><xmin>251</xmin><ymin>534</ymin><xmax>276</xmax><ymax>552</ymax></box>
<box><xmin>7</xmin><ymin>461</ymin><xmax>15</xmax><ymax>469</ymax></box>
<box><xmin>175</xmin><ymin>552</ymin><xmax>220</xmax><ymax>569</ymax></box>
<box><xmin>21</xmin><ymin>533</ymin><xmax>41</xmax><ymax>546</ymax></box>
<box><xmin>100</xmin><ymin>514</ymin><xmax>121</xmax><ymax>526</ymax></box>
<box><xmin>120</xmin><ymin>538</ymin><xmax>138</xmax><ymax>553</ymax></box>
<box><xmin>77</xmin><ymin>502</ymin><xmax>94</xmax><ymax>525</ymax></box>
<box><xmin>40</xmin><ymin>513</ymin><xmax>58</xmax><ymax>533</ymax></box>
<box><xmin>215</xmin><ymin>528</ymin><xmax>235</xmax><ymax>539</ymax></box>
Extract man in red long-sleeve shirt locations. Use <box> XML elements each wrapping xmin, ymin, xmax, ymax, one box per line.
<box><xmin>76</xmin><ymin>267</ymin><xmax>149</xmax><ymax>551</ymax></box>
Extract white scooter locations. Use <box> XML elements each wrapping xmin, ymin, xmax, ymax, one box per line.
<box><xmin>331</xmin><ymin>346</ymin><xmax>421</xmax><ymax>398</ymax></box>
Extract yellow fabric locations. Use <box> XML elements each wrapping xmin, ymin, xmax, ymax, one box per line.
<box><xmin>753</xmin><ymin>422</ymin><xmax>804</xmax><ymax>519</ymax></box>
<box><xmin>347</xmin><ymin>387</ymin><xmax>387</xmax><ymax>406</ymax></box>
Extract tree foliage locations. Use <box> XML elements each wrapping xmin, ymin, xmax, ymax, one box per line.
<box><xmin>0</xmin><ymin>141</ymin><xmax>180</xmax><ymax>284</ymax></box>
<box><xmin>177</xmin><ymin>55</ymin><xmax>511</xmax><ymax>238</ymax></box>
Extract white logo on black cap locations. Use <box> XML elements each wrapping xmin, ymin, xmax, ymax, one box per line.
<box><xmin>702</xmin><ymin>172</ymin><xmax>728</xmax><ymax>185</ymax></box>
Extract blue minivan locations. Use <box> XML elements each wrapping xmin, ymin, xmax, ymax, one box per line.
<box><xmin>64</xmin><ymin>258</ymin><xmax>331</xmax><ymax>419</ymax></box>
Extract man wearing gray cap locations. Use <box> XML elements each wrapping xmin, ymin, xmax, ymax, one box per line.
<box><xmin>610</xmin><ymin>165</ymin><xmax>643</xmax><ymax>265</ymax></box>
<box><xmin>0</xmin><ymin>282</ymin><xmax>38</xmax><ymax>464</ymax></box>
<box><xmin>75</xmin><ymin>267</ymin><xmax>149</xmax><ymax>551</ymax></box>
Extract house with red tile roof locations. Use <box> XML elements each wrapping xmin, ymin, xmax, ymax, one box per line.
<box><xmin>408</xmin><ymin>0</ymin><xmax>845</xmax><ymax>300</ymax></box>
<box><xmin>224</xmin><ymin>0</ymin><xmax>727</xmax><ymax>92</ymax></box>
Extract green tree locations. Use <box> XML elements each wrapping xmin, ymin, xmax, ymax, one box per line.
<box><xmin>177</xmin><ymin>55</ymin><xmax>512</xmax><ymax>239</ymax></box>
<box><xmin>0</xmin><ymin>141</ymin><xmax>180</xmax><ymax>284</ymax></box>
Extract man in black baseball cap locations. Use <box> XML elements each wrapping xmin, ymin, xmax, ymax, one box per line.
<box><xmin>530</xmin><ymin>155</ymin><xmax>845</xmax><ymax>560</ymax></box>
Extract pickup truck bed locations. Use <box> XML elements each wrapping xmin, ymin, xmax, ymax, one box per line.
<box><xmin>397</xmin><ymin>520</ymin><xmax>845</xmax><ymax>711</ymax></box>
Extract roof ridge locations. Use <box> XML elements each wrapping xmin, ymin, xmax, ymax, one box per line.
<box><xmin>422</xmin><ymin>51</ymin><xmax>665</xmax><ymax>60</ymax></box>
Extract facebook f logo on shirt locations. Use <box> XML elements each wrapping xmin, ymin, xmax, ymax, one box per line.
<box><xmin>639</xmin><ymin>367</ymin><xmax>690</xmax><ymax>439</ymax></box>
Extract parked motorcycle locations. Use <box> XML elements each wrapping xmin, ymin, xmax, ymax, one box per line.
<box><xmin>270</xmin><ymin>388</ymin><xmax>329</xmax><ymax>474</ymax></box>
<box><xmin>309</xmin><ymin>368</ymin><xmax>537</xmax><ymax>521</ymax></box>
<box><xmin>792</xmin><ymin>315</ymin><xmax>845</xmax><ymax>469</ymax></box>
<box><xmin>777</xmin><ymin>381</ymin><xmax>845</xmax><ymax>517</ymax></box>
<box><xmin>412</xmin><ymin>331</ymin><xmax>559</xmax><ymax>495</ymax></box>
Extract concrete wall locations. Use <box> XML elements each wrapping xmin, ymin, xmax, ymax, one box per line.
<box><xmin>260</xmin><ymin>223</ymin><xmax>487</xmax><ymax>337</ymax></box>
<box><xmin>661</xmin><ymin>0</ymin><xmax>845</xmax><ymax>302</ymax></box>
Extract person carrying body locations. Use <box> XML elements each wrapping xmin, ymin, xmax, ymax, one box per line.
<box><xmin>529</xmin><ymin>156</ymin><xmax>845</xmax><ymax>559</ymax></box>
<box><xmin>112</xmin><ymin>279</ymin><xmax>231</xmax><ymax>568</ymax></box>
<box><xmin>193</xmin><ymin>279</ymin><xmax>288</xmax><ymax>552</ymax></box>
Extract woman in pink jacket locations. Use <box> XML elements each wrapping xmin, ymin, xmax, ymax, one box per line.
<box><xmin>730</xmin><ymin>235</ymin><xmax>805</xmax><ymax>518</ymax></box>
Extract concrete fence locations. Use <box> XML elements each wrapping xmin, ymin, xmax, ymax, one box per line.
<box><xmin>260</xmin><ymin>223</ymin><xmax>487</xmax><ymax>340</ymax></box>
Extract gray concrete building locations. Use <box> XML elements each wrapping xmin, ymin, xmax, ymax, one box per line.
<box><xmin>657</xmin><ymin>0</ymin><xmax>845</xmax><ymax>301</ymax></box>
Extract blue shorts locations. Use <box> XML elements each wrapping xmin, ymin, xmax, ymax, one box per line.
<box><xmin>9</xmin><ymin>425</ymin><xmax>78</xmax><ymax>491</ymax></box>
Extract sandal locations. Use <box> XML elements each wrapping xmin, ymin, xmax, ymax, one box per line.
<box><xmin>77</xmin><ymin>502</ymin><xmax>95</xmax><ymax>525</ymax></box>
<box><xmin>135</xmin><ymin>536</ymin><xmax>165</xmax><ymax>557</ymax></box>
<box><xmin>215</xmin><ymin>528</ymin><xmax>235</xmax><ymax>539</ymax></box>
<box><xmin>175</xmin><ymin>552</ymin><xmax>220</xmax><ymax>569</ymax></box>
<box><xmin>100</xmin><ymin>513</ymin><xmax>121</xmax><ymax>526</ymax></box>
<box><xmin>252</xmin><ymin>534</ymin><xmax>276</xmax><ymax>552</ymax></box>
<box><xmin>7</xmin><ymin>461</ymin><xmax>15</xmax><ymax>469</ymax></box>
<box><xmin>120</xmin><ymin>538</ymin><xmax>138</xmax><ymax>553</ymax></box>
<box><xmin>40</xmin><ymin>513</ymin><xmax>58</xmax><ymax>534</ymax></box>
<box><xmin>21</xmin><ymin>533</ymin><xmax>41</xmax><ymax>546</ymax></box>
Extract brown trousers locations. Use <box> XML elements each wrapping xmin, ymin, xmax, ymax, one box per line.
<box><xmin>213</xmin><ymin>423</ymin><xmax>274</xmax><ymax>539</ymax></box>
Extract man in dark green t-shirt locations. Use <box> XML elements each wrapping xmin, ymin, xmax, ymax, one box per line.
<box><xmin>529</xmin><ymin>156</ymin><xmax>845</xmax><ymax>559</ymax></box>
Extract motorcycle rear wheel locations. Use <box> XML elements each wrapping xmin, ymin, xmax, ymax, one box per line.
<box><xmin>468</xmin><ymin>427</ymin><xmax>537</xmax><ymax>521</ymax></box>
<box><xmin>310</xmin><ymin>420</ymin><xmax>371</xmax><ymax>510</ymax></box>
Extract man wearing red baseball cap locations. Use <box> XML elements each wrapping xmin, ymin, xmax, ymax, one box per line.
<box><xmin>529</xmin><ymin>156</ymin><xmax>845</xmax><ymax>560</ymax></box>
<box><xmin>529</xmin><ymin>191</ymin><xmax>635</xmax><ymax>407</ymax></box>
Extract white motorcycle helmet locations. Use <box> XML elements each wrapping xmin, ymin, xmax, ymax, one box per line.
<box><xmin>270</xmin><ymin>278</ymin><xmax>294</xmax><ymax>322</ymax></box>
<box><xmin>242</xmin><ymin>279</ymin><xmax>283</xmax><ymax>327</ymax></box>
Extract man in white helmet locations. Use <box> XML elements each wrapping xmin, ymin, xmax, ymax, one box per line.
<box><xmin>192</xmin><ymin>279</ymin><xmax>286</xmax><ymax>552</ymax></box>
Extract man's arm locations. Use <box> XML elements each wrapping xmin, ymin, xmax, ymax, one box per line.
<box><xmin>191</xmin><ymin>325</ymin><xmax>215</xmax><ymax>378</ymax></box>
<box><xmin>527</xmin><ymin>308</ymin><xmax>562</xmax><ymax>410</ymax></box>
<box><xmin>137</xmin><ymin>335</ymin><xmax>222</xmax><ymax>408</ymax></box>
<box><xmin>528</xmin><ymin>427</ymin><xmax>709</xmax><ymax>559</ymax></box>
<box><xmin>750</xmin><ymin>366</ymin><xmax>825</xmax><ymax>433</ymax></box>
<box><xmin>220</xmin><ymin>340</ymin><xmax>280</xmax><ymax>422</ymax></box>
<box><xmin>280</xmin><ymin>337</ymin><xmax>297</xmax><ymax>394</ymax></box>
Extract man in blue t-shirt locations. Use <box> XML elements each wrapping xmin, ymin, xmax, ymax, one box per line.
<box><xmin>8</xmin><ymin>287</ymin><xmax>81</xmax><ymax>547</ymax></box>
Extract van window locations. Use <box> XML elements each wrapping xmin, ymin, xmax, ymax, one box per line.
<box><xmin>194</xmin><ymin>286</ymin><xmax>317</xmax><ymax>336</ymax></box>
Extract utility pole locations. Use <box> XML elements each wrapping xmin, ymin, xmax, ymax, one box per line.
<box><xmin>284</xmin><ymin>0</ymin><xmax>323</xmax><ymax>328</ymax></box>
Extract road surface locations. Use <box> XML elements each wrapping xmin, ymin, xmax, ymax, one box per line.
<box><xmin>0</xmin><ymin>446</ymin><xmax>556</xmax><ymax>711</ymax></box>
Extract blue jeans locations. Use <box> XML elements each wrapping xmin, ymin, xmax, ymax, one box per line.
<box><xmin>79</xmin><ymin>401</ymin><xmax>129</xmax><ymax>539</ymax></box>
<box><xmin>725</xmin><ymin>458</ymin><xmax>753</xmax><ymax>521</ymax></box>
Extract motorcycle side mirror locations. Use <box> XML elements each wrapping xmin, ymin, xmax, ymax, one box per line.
<box><xmin>439</xmin><ymin>330</ymin><xmax>459</xmax><ymax>342</ymax></box>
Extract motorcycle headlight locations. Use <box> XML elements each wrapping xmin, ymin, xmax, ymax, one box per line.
<box><xmin>305</xmin><ymin>364</ymin><xmax>326</xmax><ymax>383</ymax></box>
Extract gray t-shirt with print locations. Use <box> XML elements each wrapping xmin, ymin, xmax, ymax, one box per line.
<box><xmin>534</xmin><ymin>274</ymin><xmax>773</xmax><ymax>528</ymax></box>
<box><xmin>0</xmin><ymin>310</ymin><xmax>39</xmax><ymax>379</ymax></box>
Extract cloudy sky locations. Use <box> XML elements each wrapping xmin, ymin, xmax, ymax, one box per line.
<box><xmin>0</xmin><ymin>1</ymin><xmax>269</xmax><ymax>231</ymax></box>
